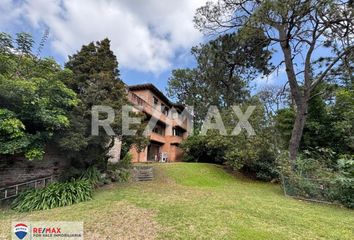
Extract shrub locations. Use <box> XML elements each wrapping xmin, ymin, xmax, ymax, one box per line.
<box><xmin>109</xmin><ymin>168</ymin><xmax>131</xmax><ymax>183</ymax></box>
<box><xmin>12</xmin><ymin>179</ymin><xmax>92</xmax><ymax>212</ymax></box>
<box><xmin>333</xmin><ymin>156</ymin><xmax>354</xmax><ymax>208</ymax></box>
<box><xmin>117</xmin><ymin>153</ymin><xmax>132</xmax><ymax>169</ymax></box>
<box><xmin>241</xmin><ymin>147</ymin><xmax>278</xmax><ymax>181</ymax></box>
<box><xmin>80</xmin><ymin>166</ymin><xmax>102</xmax><ymax>187</ymax></box>
<box><xmin>180</xmin><ymin>134</ymin><xmax>226</xmax><ymax>164</ymax></box>
<box><xmin>279</xmin><ymin>153</ymin><xmax>354</xmax><ymax>208</ymax></box>
<box><xmin>106</xmin><ymin>153</ymin><xmax>132</xmax><ymax>183</ymax></box>
<box><xmin>181</xmin><ymin>132</ymin><xmax>278</xmax><ymax>181</ymax></box>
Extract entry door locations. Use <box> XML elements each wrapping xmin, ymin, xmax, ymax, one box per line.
<box><xmin>148</xmin><ymin>144</ymin><xmax>160</xmax><ymax>161</ymax></box>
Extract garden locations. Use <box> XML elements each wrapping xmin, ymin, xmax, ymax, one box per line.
<box><xmin>1</xmin><ymin>163</ymin><xmax>353</xmax><ymax>239</ymax></box>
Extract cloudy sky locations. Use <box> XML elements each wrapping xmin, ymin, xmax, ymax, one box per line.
<box><xmin>0</xmin><ymin>0</ymin><xmax>285</xmax><ymax>93</ymax></box>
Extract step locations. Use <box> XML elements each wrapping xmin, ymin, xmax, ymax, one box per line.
<box><xmin>135</xmin><ymin>166</ymin><xmax>154</xmax><ymax>181</ymax></box>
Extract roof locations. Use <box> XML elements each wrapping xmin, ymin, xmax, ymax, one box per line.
<box><xmin>127</xmin><ymin>83</ymin><xmax>185</xmax><ymax>111</ymax></box>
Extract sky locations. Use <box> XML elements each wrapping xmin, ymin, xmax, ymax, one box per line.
<box><xmin>0</xmin><ymin>0</ymin><xmax>287</xmax><ymax>96</ymax></box>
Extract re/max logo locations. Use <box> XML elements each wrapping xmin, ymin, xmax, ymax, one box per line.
<box><xmin>32</xmin><ymin>227</ymin><xmax>61</xmax><ymax>234</ymax></box>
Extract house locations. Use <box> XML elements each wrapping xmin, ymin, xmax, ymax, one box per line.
<box><xmin>109</xmin><ymin>83</ymin><xmax>191</xmax><ymax>163</ymax></box>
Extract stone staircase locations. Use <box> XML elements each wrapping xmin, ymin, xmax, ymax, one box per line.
<box><xmin>134</xmin><ymin>166</ymin><xmax>154</xmax><ymax>181</ymax></box>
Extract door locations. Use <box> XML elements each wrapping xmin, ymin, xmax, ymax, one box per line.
<box><xmin>147</xmin><ymin>143</ymin><xmax>161</xmax><ymax>161</ymax></box>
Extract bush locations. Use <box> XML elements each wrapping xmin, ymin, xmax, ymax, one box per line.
<box><xmin>333</xmin><ymin>156</ymin><xmax>354</xmax><ymax>208</ymax></box>
<box><xmin>117</xmin><ymin>152</ymin><xmax>132</xmax><ymax>169</ymax></box>
<box><xmin>180</xmin><ymin>134</ymin><xmax>226</xmax><ymax>164</ymax></box>
<box><xmin>241</xmin><ymin>147</ymin><xmax>278</xmax><ymax>181</ymax></box>
<box><xmin>12</xmin><ymin>179</ymin><xmax>92</xmax><ymax>212</ymax></box>
<box><xmin>109</xmin><ymin>168</ymin><xmax>131</xmax><ymax>182</ymax></box>
<box><xmin>106</xmin><ymin>153</ymin><xmax>132</xmax><ymax>183</ymax></box>
<box><xmin>180</xmin><ymin>132</ymin><xmax>278</xmax><ymax>181</ymax></box>
<box><xmin>279</xmin><ymin>153</ymin><xmax>354</xmax><ymax>208</ymax></box>
<box><xmin>80</xmin><ymin>166</ymin><xmax>102</xmax><ymax>187</ymax></box>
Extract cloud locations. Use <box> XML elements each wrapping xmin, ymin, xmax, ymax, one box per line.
<box><xmin>254</xmin><ymin>66</ymin><xmax>286</xmax><ymax>87</ymax></box>
<box><xmin>2</xmin><ymin>0</ymin><xmax>207</xmax><ymax>73</ymax></box>
<box><xmin>0</xmin><ymin>0</ymin><xmax>24</xmax><ymax>30</ymax></box>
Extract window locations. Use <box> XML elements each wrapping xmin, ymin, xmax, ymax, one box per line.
<box><xmin>153</xmin><ymin>96</ymin><xmax>158</xmax><ymax>106</ymax></box>
<box><xmin>173</xmin><ymin>127</ymin><xmax>184</xmax><ymax>137</ymax></box>
<box><xmin>152</xmin><ymin>125</ymin><xmax>165</xmax><ymax>136</ymax></box>
<box><xmin>161</xmin><ymin>104</ymin><xmax>169</xmax><ymax>116</ymax></box>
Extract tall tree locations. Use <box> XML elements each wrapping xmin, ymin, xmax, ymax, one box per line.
<box><xmin>63</xmin><ymin>39</ymin><xmax>126</xmax><ymax>168</ymax></box>
<box><xmin>194</xmin><ymin>0</ymin><xmax>354</xmax><ymax>162</ymax></box>
<box><xmin>168</xmin><ymin>29</ymin><xmax>272</xmax><ymax>125</ymax></box>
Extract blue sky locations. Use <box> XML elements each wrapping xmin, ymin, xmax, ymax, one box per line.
<box><xmin>0</xmin><ymin>0</ymin><xmax>288</xmax><ymax>97</ymax></box>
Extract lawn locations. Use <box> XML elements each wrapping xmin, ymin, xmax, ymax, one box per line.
<box><xmin>1</xmin><ymin>163</ymin><xmax>353</xmax><ymax>239</ymax></box>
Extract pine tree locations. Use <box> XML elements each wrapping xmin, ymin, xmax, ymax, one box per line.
<box><xmin>61</xmin><ymin>38</ymin><xmax>126</xmax><ymax>169</ymax></box>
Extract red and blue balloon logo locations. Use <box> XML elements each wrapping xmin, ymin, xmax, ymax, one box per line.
<box><xmin>14</xmin><ymin>223</ymin><xmax>28</xmax><ymax>240</ymax></box>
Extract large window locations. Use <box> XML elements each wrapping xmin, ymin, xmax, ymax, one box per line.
<box><xmin>152</xmin><ymin>124</ymin><xmax>165</xmax><ymax>136</ymax></box>
<box><xmin>173</xmin><ymin>127</ymin><xmax>184</xmax><ymax>137</ymax></box>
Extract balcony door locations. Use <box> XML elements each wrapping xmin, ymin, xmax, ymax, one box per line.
<box><xmin>147</xmin><ymin>142</ymin><xmax>161</xmax><ymax>161</ymax></box>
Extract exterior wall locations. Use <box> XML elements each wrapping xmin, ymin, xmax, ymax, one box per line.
<box><xmin>128</xmin><ymin>142</ymin><xmax>184</xmax><ymax>163</ymax></box>
<box><xmin>129</xmin><ymin>145</ymin><xmax>148</xmax><ymax>162</ymax></box>
<box><xmin>126</xmin><ymin>85</ymin><xmax>189</xmax><ymax>163</ymax></box>
<box><xmin>0</xmin><ymin>146</ymin><xmax>70</xmax><ymax>188</ymax></box>
<box><xmin>128</xmin><ymin>90</ymin><xmax>169</xmax><ymax>124</ymax></box>
<box><xmin>169</xmin><ymin>144</ymin><xmax>184</xmax><ymax>162</ymax></box>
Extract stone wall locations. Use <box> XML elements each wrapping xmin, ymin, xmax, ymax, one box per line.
<box><xmin>0</xmin><ymin>146</ymin><xmax>70</xmax><ymax>188</ymax></box>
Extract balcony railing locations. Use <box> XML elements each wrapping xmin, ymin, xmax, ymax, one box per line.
<box><xmin>127</xmin><ymin>92</ymin><xmax>189</xmax><ymax>130</ymax></box>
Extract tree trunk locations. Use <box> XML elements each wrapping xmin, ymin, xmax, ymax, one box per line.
<box><xmin>289</xmin><ymin>100</ymin><xmax>308</xmax><ymax>162</ymax></box>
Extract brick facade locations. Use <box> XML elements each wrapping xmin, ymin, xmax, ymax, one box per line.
<box><xmin>124</xmin><ymin>84</ymin><xmax>190</xmax><ymax>163</ymax></box>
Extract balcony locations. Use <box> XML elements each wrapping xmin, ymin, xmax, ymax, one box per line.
<box><xmin>128</xmin><ymin>92</ymin><xmax>169</xmax><ymax>124</ymax></box>
<box><xmin>149</xmin><ymin>132</ymin><xmax>166</xmax><ymax>143</ymax></box>
<box><xmin>172</xmin><ymin>118</ymin><xmax>188</xmax><ymax>131</ymax></box>
<box><xmin>168</xmin><ymin>135</ymin><xmax>183</xmax><ymax>144</ymax></box>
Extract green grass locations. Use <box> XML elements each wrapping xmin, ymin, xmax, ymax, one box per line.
<box><xmin>1</xmin><ymin>163</ymin><xmax>353</xmax><ymax>239</ymax></box>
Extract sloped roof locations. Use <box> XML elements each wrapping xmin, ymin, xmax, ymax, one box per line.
<box><xmin>127</xmin><ymin>83</ymin><xmax>184</xmax><ymax>111</ymax></box>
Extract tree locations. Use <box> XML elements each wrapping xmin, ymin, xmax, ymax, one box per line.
<box><xmin>275</xmin><ymin>84</ymin><xmax>334</xmax><ymax>151</ymax></box>
<box><xmin>194</xmin><ymin>0</ymin><xmax>354</xmax><ymax>162</ymax></box>
<box><xmin>64</xmin><ymin>39</ymin><xmax>126</xmax><ymax>169</ymax></box>
<box><xmin>168</xmin><ymin>28</ymin><xmax>272</xmax><ymax>126</ymax></box>
<box><xmin>180</xmin><ymin>97</ymin><xmax>278</xmax><ymax>181</ymax></box>
<box><xmin>330</xmin><ymin>88</ymin><xmax>354</xmax><ymax>154</ymax></box>
<box><xmin>0</xmin><ymin>32</ymin><xmax>78</xmax><ymax>160</ymax></box>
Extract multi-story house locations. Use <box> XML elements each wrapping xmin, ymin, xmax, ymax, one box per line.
<box><xmin>111</xmin><ymin>83</ymin><xmax>191</xmax><ymax>163</ymax></box>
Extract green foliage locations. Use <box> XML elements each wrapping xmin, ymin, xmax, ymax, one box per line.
<box><xmin>15</xmin><ymin>33</ymin><xmax>34</xmax><ymax>55</ymax></box>
<box><xmin>195</xmin><ymin>0</ymin><xmax>354</xmax><ymax>161</ymax></box>
<box><xmin>181</xmin><ymin>99</ymin><xmax>278</xmax><ymax>181</ymax></box>
<box><xmin>108</xmin><ymin>168</ymin><xmax>131</xmax><ymax>183</ymax></box>
<box><xmin>276</xmin><ymin>86</ymin><xmax>354</xmax><ymax>163</ymax></box>
<box><xmin>167</xmin><ymin>28</ymin><xmax>271</xmax><ymax>125</ymax></box>
<box><xmin>0</xmin><ymin>108</ymin><xmax>29</xmax><ymax>155</ymax></box>
<box><xmin>333</xmin><ymin>156</ymin><xmax>354</xmax><ymax>208</ymax></box>
<box><xmin>80</xmin><ymin>166</ymin><xmax>102</xmax><ymax>188</ymax></box>
<box><xmin>130</xmin><ymin>113</ymin><xmax>149</xmax><ymax>162</ymax></box>
<box><xmin>0</xmin><ymin>32</ymin><xmax>78</xmax><ymax>160</ymax></box>
<box><xmin>107</xmin><ymin>153</ymin><xmax>132</xmax><ymax>183</ymax></box>
<box><xmin>330</xmin><ymin>89</ymin><xmax>354</xmax><ymax>154</ymax></box>
<box><xmin>12</xmin><ymin>179</ymin><xmax>92</xmax><ymax>212</ymax></box>
<box><xmin>24</xmin><ymin>148</ymin><xmax>45</xmax><ymax>161</ymax></box>
<box><xmin>117</xmin><ymin>152</ymin><xmax>132</xmax><ymax>169</ymax></box>
<box><xmin>62</xmin><ymin>38</ymin><xmax>127</xmax><ymax>169</ymax></box>
<box><xmin>1</xmin><ymin>163</ymin><xmax>353</xmax><ymax>239</ymax></box>
<box><xmin>180</xmin><ymin>134</ymin><xmax>225</xmax><ymax>164</ymax></box>
<box><xmin>280</xmin><ymin>152</ymin><xmax>354</xmax><ymax>208</ymax></box>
